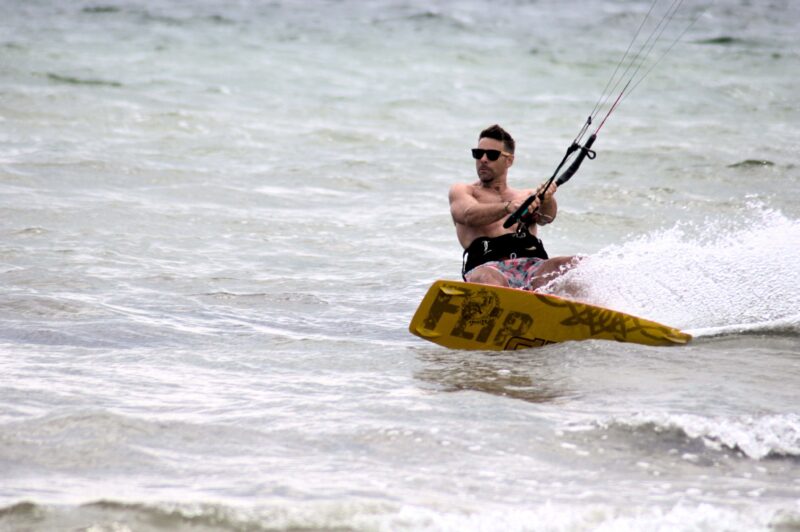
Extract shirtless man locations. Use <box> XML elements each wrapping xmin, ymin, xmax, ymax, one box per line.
<box><xmin>449</xmin><ymin>124</ymin><xmax>578</xmax><ymax>291</ymax></box>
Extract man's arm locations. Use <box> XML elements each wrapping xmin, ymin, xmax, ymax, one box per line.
<box><xmin>532</xmin><ymin>182</ymin><xmax>558</xmax><ymax>225</ymax></box>
<box><xmin>449</xmin><ymin>183</ymin><xmax>511</xmax><ymax>227</ymax></box>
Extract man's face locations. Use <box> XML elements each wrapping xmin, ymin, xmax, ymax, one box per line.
<box><xmin>474</xmin><ymin>137</ymin><xmax>513</xmax><ymax>184</ymax></box>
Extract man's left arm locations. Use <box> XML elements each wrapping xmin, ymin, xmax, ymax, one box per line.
<box><xmin>532</xmin><ymin>182</ymin><xmax>558</xmax><ymax>225</ymax></box>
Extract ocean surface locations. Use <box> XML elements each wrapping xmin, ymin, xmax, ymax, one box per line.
<box><xmin>1</xmin><ymin>0</ymin><xmax>799</xmax><ymax>530</ymax></box>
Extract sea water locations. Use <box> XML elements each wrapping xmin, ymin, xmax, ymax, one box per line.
<box><xmin>1</xmin><ymin>0</ymin><xmax>799</xmax><ymax>530</ymax></box>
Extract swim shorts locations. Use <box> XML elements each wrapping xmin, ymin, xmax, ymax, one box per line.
<box><xmin>463</xmin><ymin>256</ymin><xmax>546</xmax><ymax>290</ymax></box>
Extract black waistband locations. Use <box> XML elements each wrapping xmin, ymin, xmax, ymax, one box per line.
<box><xmin>462</xmin><ymin>229</ymin><xmax>548</xmax><ymax>278</ymax></box>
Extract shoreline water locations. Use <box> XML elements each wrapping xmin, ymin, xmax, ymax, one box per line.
<box><xmin>2</xmin><ymin>1</ymin><xmax>799</xmax><ymax>530</ymax></box>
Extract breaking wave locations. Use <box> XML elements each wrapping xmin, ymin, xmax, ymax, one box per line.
<box><xmin>591</xmin><ymin>411</ymin><xmax>800</xmax><ymax>461</ymax></box>
<box><xmin>0</xmin><ymin>497</ymin><xmax>794</xmax><ymax>532</ymax></box>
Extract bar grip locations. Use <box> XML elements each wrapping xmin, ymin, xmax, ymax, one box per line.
<box><xmin>556</xmin><ymin>133</ymin><xmax>596</xmax><ymax>186</ymax></box>
<box><xmin>503</xmin><ymin>134</ymin><xmax>597</xmax><ymax>229</ymax></box>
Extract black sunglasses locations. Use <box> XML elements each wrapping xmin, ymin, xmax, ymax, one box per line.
<box><xmin>471</xmin><ymin>148</ymin><xmax>512</xmax><ymax>161</ymax></box>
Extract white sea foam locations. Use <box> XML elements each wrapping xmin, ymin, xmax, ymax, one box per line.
<box><xmin>543</xmin><ymin>206</ymin><xmax>800</xmax><ymax>332</ymax></box>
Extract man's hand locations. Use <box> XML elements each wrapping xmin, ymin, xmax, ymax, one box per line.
<box><xmin>529</xmin><ymin>181</ymin><xmax>558</xmax><ymax>225</ymax></box>
<box><xmin>537</xmin><ymin>181</ymin><xmax>558</xmax><ymax>204</ymax></box>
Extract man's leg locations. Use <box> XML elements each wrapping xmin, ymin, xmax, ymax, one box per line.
<box><xmin>464</xmin><ymin>265</ymin><xmax>509</xmax><ymax>287</ymax></box>
<box><xmin>527</xmin><ymin>256</ymin><xmax>581</xmax><ymax>291</ymax></box>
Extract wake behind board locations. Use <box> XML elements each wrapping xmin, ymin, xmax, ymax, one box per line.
<box><xmin>409</xmin><ymin>280</ymin><xmax>691</xmax><ymax>350</ymax></box>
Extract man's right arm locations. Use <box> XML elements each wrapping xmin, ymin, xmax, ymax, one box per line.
<box><xmin>449</xmin><ymin>183</ymin><xmax>510</xmax><ymax>227</ymax></box>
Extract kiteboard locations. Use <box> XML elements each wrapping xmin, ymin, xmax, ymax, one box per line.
<box><xmin>409</xmin><ymin>280</ymin><xmax>691</xmax><ymax>350</ymax></box>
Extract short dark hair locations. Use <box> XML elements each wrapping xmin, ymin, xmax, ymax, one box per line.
<box><xmin>479</xmin><ymin>124</ymin><xmax>515</xmax><ymax>154</ymax></box>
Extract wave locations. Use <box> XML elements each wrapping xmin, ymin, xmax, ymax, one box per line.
<box><xmin>0</xmin><ymin>409</ymin><xmax>273</xmax><ymax>474</ymax></box>
<box><xmin>694</xmin><ymin>36</ymin><xmax>754</xmax><ymax>46</ymax></box>
<box><xmin>0</xmin><ymin>497</ymin><xmax>794</xmax><ymax>532</ymax></box>
<box><xmin>46</xmin><ymin>73</ymin><xmax>123</xmax><ymax>88</ymax></box>
<box><xmin>541</xmin><ymin>207</ymin><xmax>800</xmax><ymax>335</ymax></box>
<box><xmin>0</xmin><ymin>499</ymin><xmax>269</xmax><ymax>531</ymax></box>
<box><xmin>728</xmin><ymin>159</ymin><xmax>775</xmax><ymax>168</ymax></box>
<box><xmin>589</xmin><ymin>412</ymin><xmax>800</xmax><ymax>461</ymax></box>
<box><xmin>81</xmin><ymin>6</ymin><xmax>121</xmax><ymax>14</ymax></box>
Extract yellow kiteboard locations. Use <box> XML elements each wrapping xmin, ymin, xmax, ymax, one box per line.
<box><xmin>409</xmin><ymin>280</ymin><xmax>691</xmax><ymax>350</ymax></box>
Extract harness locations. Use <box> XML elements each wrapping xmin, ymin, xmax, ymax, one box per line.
<box><xmin>461</xmin><ymin>226</ymin><xmax>548</xmax><ymax>279</ymax></box>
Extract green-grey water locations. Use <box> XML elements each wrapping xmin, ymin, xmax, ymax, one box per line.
<box><xmin>1</xmin><ymin>1</ymin><xmax>799</xmax><ymax>530</ymax></box>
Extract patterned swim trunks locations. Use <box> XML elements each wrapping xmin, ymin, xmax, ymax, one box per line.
<box><xmin>464</xmin><ymin>257</ymin><xmax>546</xmax><ymax>290</ymax></box>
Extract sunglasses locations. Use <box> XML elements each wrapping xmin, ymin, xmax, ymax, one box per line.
<box><xmin>471</xmin><ymin>148</ymin><xmax>512</xmax><ymax>161</ymax></box>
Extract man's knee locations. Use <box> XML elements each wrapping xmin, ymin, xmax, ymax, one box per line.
<box><xmin>549</xmin><ymin>255</ymin><xmax>581</xmax><ymax>273</ymax></box>
<box><xmin>466</xmin><ymin>266</ymin><xmax>508</xmax><ymax>287</ymax></box>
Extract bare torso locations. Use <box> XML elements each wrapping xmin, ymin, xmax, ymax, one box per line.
<box><xmin>450</xmin><ymin>135</ymin><xmax>557</xmax><ymax>250</ymax></box>
<box><xmin>451</xmin><ymin>181</ymin><xmax>538</xmax><ymax>249</ymax></box>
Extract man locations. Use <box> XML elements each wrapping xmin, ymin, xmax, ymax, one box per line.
<box><xmin>449</xmin><ymin>124</ymin><xmax>578</xmax><ymax>291</ymax></box>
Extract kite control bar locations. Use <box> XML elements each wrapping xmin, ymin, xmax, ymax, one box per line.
<box><xmin>503</xmin><ymin>133</ymin><xmax>596</xmax><ymax>229</ymax></box>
